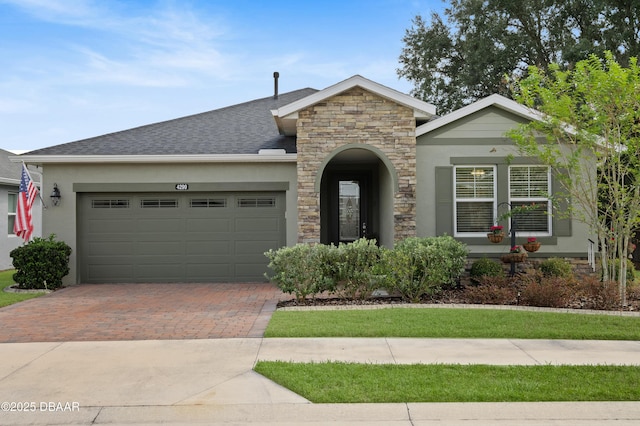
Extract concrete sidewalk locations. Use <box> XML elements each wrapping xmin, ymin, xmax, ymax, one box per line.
<box><xmin>1</xmin><ymin>338</ymin><xmax>640</xmax><ymax>425</ymax></box>
<box><xmin>258</xmin><ymin>338</ymin><xmax>640</xmax><ymax>365</ymax></box>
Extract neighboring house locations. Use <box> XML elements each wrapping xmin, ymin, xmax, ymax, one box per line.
<box><xmin>15</xmin><ymin>75</ymin><xmax>592</xmax><ymax>285</ymax></box>
<box><xmin>0</xmin><ymin>148</ymin><xmax>42</xmax><ymax>270</ymax></box>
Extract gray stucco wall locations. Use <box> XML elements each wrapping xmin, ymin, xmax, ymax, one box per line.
<box><xmin>416</xmin><ymin>107</ymin><xmax>593</xmax><ymax>256</ymax></box>
<box><xmin>41</xmin><ymin>162</ymin><xmax>297</xmax><ymax>285</ymax></box>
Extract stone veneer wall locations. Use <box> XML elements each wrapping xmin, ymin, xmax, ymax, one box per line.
<box><xmin>296</xmin><ymin>87</ymin><xmax>417</xmax><ymax>243</ymax></box>
<box><xmin>462</xmin><ymin>257</ymin><xmax>597</xmax><ymax>281</ymax></box>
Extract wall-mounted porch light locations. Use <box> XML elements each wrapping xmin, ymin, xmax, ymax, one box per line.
<box><xmin>50</xmin><ymin>183</ymin><xmax>61</xmax><ymax>206</ymax></box>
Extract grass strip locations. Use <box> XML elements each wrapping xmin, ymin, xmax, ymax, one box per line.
<box><xmin>254</xmin><ymin>361</ymin><xmax>640</xmax><ymax>403</ymax></box>
<box><xmin>265</xmin><ymin>308</ymin><xmax>640</xmax><ymax>340</ymax></box>
<box><xmin>0</xmin><ymin>269</ymin><xmax>46</xmax><ymax>308</ymax></box>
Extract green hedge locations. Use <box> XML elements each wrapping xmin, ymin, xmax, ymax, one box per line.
<box><xmin>10</xmin><ymin>235</ymin><xmax>72</xmax><ymax>290</ymax></box>
<box><xmin>265</xmin><ymin>236</ymin><xmax>468</xmax><ymax>303</ymax></box>
<box><xmin>381</xmin><ymin>236</ymin><xmax>468</xmax><ymax>302</ymax></box>
<box><xmin>334</xmin><ymin>238</ymin><xmax>383</xmax><ymax>300</ymax></box>
<box><xmin>264</xmin><ymin>243</ymin><xmax>337</xmax><ymax>302</ymax></box>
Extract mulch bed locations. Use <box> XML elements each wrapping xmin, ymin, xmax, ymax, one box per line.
<box><xmin>278</xmin><ymin>286</ymin><xmax>640</xmax><ymax>312</ymax></box>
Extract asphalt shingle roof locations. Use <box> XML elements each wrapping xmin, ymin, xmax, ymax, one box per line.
<box><xmin>27</xmin><ymin>88</ymin><xmax>318</xmax><ymax>156</ymax></box>
<box><xmin>0</xmin><ymin>148</ymin><xmax>41</xmax><ymax>183</ymax></box>
<box><xmin>0</xmin><ymin>148</ymin><xmax>23</xmax><ymax>180</ymax></box>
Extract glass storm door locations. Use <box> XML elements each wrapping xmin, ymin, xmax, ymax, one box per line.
<box><xmin>327</xmin><ymin>171</ymin><xmax>371</xmax><ymax>245</ymax></box>
<box><xmin>339</xmin><ymin>180</ymin><xmax>361</xmax><ymax>242</ymax></box>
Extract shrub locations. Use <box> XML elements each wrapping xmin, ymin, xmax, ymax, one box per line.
<box><xmin>381</xmin><ymin>236</ymin><xmax>468</xmax><ymax>302</ymax></box>
<box><xmin>463</xmin><ymin>276</ymin><xmax>518</xmax><ymax>305</ymax></box>
<box><xmin>10</xmin><ymin>234</ymin><xmax>72</xmax><ymax>290</ymax></box>
<box><xmin>539</xmin><ymin>257</ymin><xmax>574</xmax><ymax>279</ymax></box>
<box><xmin>627</xmin><ymin>282</ymin><xmax>640</xmax><ymax>305</ymax></box>
<box><xmin>425</xmin><ymin>235</ymin><xmax>469</xmax><ymax>287</ymax></box>
<box><xmin>334</xmin><ymin>238</ymin><xmax>383</xmax><ymax>300</ymax></box>
<box><xmin>572</xmin><ymin>276</ymin><xmax>619</xmax><ymax>310</ymax></box>
<box><xmin>604</xmin><ymin>258</ymin><xmax>637</xmax><ymax>282</ymax></box>
<box><xmin>469</xmin><ymin>258</ymin><xmax>504</xmax><ymax>284</ymax></box>
<box><xmin>519</xmin><ymin>273</ymin><xmax>572</xmax><ymax>308</ymax></box>
<box><xmin>264</xmin><ymin>243</ymin><xmax>337</xmax><ymax>303</ymax></box>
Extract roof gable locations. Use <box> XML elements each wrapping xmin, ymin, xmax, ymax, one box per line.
<box><xmin>416</xmin><ymin>94</ymin><xmax>542</xmax><ymax>137</ymax></box>
<box><xmin>272</xmin><ymin>75</ymin><xmax>437</xmax><ymax>136</ymax></box>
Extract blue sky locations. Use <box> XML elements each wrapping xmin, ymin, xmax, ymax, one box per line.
<box><xmin>0</xmin><ymin>0</ymin><xmax>445</xmax><ymax>153</ymax></box>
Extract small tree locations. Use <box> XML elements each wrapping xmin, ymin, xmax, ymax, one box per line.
<box><xmin>508</xmin><ymin>52</ymin><xmax>640</xmax><ymax>305</ymax></box>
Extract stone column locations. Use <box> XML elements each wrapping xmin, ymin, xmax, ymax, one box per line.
<box><xmin>296</xmin><ymin>87</ymin><xmax>417</xmax><ymax>243</ymax></box>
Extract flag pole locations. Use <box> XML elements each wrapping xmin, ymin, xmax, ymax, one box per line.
<box><xmin>22</xmin><ymin>162</ymin><xmax>47</xmax><ymax>209</ymax></box>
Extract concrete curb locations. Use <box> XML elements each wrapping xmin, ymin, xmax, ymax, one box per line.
<box><xmin>278</xmin><ymin>302</ymin><xmax>640</xmax><ymax>316</ymax></box>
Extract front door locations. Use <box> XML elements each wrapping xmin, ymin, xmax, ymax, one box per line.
<box><xmin>328</xmin><ymin>172</ymin><xmax>372</xmax><ymax>244</ymax></box>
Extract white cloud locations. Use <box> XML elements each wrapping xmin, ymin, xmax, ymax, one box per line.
<box><xmin>3</xmin><ymin>0</ymin><xmax>234</xmax><ymax>85</ymax></box>
<box><xmin>0</xmin><ymin>0</ymin><xmax>426</xmax><ymax>152</ymax></box>
<box><xmin>73</xmin><ymin>47</ymin><xmax>192</xmax><ymax>87</ymax></box>
<box><xmin>0</xmin><ymin>0</ymin><xmax>112</xmax><ymax>25</ymax></box>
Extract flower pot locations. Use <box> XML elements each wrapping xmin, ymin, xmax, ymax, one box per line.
<box><xmin>523</xmin><ymin>242</ymin><xmax>541</xmax><ymax>253</ymax></box>
<box><xmin>500</xmin><ymin>253</ymin><xmax>527</xmax><ymax>263</ymax></box>
<box><xmin>487</xmin><ymin>232</ymin><xmax>505</xmax><ymax>243</ymax></box>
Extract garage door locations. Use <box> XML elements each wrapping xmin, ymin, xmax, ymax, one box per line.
<box><xmin>78</xmin><ymin>192</ymin><xmax>286</xmax><ymax>283</ymax></box>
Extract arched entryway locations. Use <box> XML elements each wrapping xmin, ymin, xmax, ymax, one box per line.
<box><xmin>316</xmin><ymin>146</ymin><xmax>397</xmax><ymax>247</ymax></box>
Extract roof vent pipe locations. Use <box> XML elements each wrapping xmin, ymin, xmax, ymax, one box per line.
<box><xmin>273</xmin><ymin>71</ymin><xmax>279</xmax><ymax>100</ymax></box>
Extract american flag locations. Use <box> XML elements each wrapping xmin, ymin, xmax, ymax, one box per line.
<box><xmin>14</xmin><ymin>164</ymin><xmax>39</xmax><ymax>242</ymax></box>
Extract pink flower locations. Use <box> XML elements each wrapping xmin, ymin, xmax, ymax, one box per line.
<box><xmin>490</xmin><ymin>225</ymin><xmax>504</xmax><ymax>234</ymax></box>
<box><xmin>527</xmin><ymin>237</ymin><xmax>537</xmax><ymax>243</ymax></box>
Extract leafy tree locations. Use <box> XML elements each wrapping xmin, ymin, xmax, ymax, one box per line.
<box><xmin>398</xmin><ymin>0</ymin><xmax>640</xmax><ymax>113</ymax></box>
<box><xmin>507</xmin><ymin>52</ymin><xmax>640</xmax><ymax>306</ymax></box>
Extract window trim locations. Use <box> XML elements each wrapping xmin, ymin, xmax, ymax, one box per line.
<box><xmin>8</xmin><ymin>192</ymin><xmax>17</xmax><ymax>236</ymax></box>
<box><xmin>508</xmin><ymin>165</ymin><xmax>552</xmax><ymax>237</ymax></box>
<box><xmin>453</xmin><ymin>165</ymin><xmax>497</xmax><ymax>237</ymax></box>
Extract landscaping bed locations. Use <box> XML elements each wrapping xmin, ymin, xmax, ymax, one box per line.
<box><xmin>267</xmin><ymin>237</ymin><xmax>639</xmax><ymax>312</ymax></box>
<box><xmin>277</xmin><ymin>274</ymin><xmax>640</xmax><ymax>312</ymax></box>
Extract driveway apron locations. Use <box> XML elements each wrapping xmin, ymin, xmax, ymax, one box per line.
<box><xmin>0</xmin><ymin>283</ymin><xmax>287</xmax><ymax>343</ymax></box>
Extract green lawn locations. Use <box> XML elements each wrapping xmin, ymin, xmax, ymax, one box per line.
<box><xmin>254</xmin><ymin>362</ymin><xmax>640</xmax><ymax>403</ymax></box>
<box><xmin>260</xmin><ymin>307</ymin><xmax>640</xmax><ymax>402</ymax></box>
<box><xmin>265</xmin><ymin>308</ymin><xmax>640</xmax><ymax>340</ymax></box>
<box><xmin>0</xmin><ymin>269</ymin><xmax>47</xmax><ymax>308</ymax></box>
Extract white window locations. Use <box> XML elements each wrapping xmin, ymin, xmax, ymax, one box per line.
<box><xmin>454</xmin><ymin>166</ymin><xmax>496</xmax><ymax>236</ymax></box>
<box><xmin>8</xmin><ymin>192</ymin><xmax>17</xmax><ymax>235</ymax></box>
<box><xmin>509</xmin><ymin>165</ymin><xmax>551</xmax><ymax>235</ymax></box>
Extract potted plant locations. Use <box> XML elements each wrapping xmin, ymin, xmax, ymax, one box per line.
<box><xmin>501</xmin><ymin>245</ymin><xmax>527</xmax><ymax>263</ymax></box>
<box><xmin>523</xmin><ymin>237</ymin><xmax>541</xmax><ymax>253</ymax></box>
<box><xmin>487</xmin><ymin>225</ymin><xmax>505</xmax><ymax>243</ymax></box>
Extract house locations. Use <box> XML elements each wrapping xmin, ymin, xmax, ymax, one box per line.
<box><xmin>15</xmin><ymin>75</ymin><xmax>591</xmax><ymax>285</ymax></box>
<box><xmin>0</xmin><ymin>148</ymin><xmax>42</xmax><ymax>270</ymax></box>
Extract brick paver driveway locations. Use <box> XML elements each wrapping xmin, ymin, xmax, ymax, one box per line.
<box><xmin>0</xmin><ymin>283</ymin><xmax>288</xmax><ymax>343</ymax></box>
